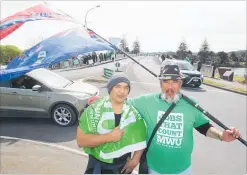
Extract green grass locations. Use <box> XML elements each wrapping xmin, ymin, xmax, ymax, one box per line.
<box><xmin>233</xmin><ymin>75</ymin><xmax>245</xmax><ymax>83</ymax></box>
<box><xmin>83</xmin><ymin>76</ymin><xmax>108</xmax><ymax>83</ymax></box>
<box><xmin>204</xmin><ymin>79</ymin><xmax>226</xmax><ymax>87</ymax></box>
<box><xmin>230</xmin><ymin>87</ymin><xmax>247</xmax><ymax>94</ymax></box>
<box><xmin>215</xmin><ymin>73</ymin><xmax>220</xmax><ymax>79</ymax></box>
<box><xmin>204</xmin><ymin>78</ymin><xmax>247</xmax><ymax>94</ymax></box>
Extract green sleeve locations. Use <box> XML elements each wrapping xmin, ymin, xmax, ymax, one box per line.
<box><xmin>128</xmin><ymin>96</ymin><xmax>151</xmax><ymax>123</ymax></box>
<box><xmin>194</xmin><ymin>110</ymin><xmax>210</xmax><ymax>128</ymax></box>
<box><xmin>188</xmin><ymin>97</ymin><xmax>210</xmax><ymax>128</ymax></box>
<box><xmin>78</xmin><ymin>106</ymin><xmax>97</xmax><ymax>134</ymax></box>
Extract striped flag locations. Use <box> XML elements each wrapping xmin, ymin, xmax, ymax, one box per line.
<box><xmin>86</xmin><ymin>28</ymin><xmax>118</xmax><ymax>50</ymax></box>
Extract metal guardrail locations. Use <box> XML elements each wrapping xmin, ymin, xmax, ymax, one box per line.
<box><xmin>48</xmin><ymin>54</ymin><xmax>135</xmax><ymax>70</ymax></box>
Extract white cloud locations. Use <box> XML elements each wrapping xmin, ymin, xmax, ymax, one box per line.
<box><xmin>1</xmin><ymin>1</ymin><xmax>246</xmax><ymax>52</ymax></box>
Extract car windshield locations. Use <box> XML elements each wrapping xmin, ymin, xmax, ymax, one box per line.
<box><xmin>176</xmin><ymin>62</ymin><xmax>195</xmax><ymax>71</ymax></box>
<box><xmin>27</xmin><ymin>69</ymin><xmax>72</xmax><ymax>88</ymax></box>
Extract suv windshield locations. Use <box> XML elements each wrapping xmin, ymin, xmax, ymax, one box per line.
<box><xmin>27</xmin><ymin>69</ymin><xmax>72</xmax><ymax>88</ymax></box>
<box><xmin>176</xmin><ymin>62</ymin><xmax>195</xmax><ymax>71</ymax></box>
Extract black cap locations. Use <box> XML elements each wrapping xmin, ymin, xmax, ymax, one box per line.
<box><xmin>159</xmin><ymin>64</ymin><xmax>184</xmax><ymax>80</ymax></box>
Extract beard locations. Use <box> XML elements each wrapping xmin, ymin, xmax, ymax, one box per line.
<box><xmin>161</xmin><ymin>90</ymin><xmax>181</xmax><ymax>104</ymax></box>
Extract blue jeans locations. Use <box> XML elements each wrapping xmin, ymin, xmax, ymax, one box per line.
<box><xmin>148</xmin><ymin>166</ymin><xmax>192</xmax><ymax>174</ymax></box>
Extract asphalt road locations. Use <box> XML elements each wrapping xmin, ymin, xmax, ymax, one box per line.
<box><xmin>0</xmin><ymin>56</ymin><xmax>246</xmax><ymax>174</ymax></box>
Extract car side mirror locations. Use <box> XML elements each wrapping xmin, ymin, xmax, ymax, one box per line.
<box><xmin>32</xmin><ymin>85</ymin><xmax>42</xmax><ymax>92</ymax></box>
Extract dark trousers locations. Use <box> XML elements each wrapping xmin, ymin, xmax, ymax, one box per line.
<box><xmin>85</xmin><ymin>155</ymin><xmax>129</xmax><ymax>174</ymax></box>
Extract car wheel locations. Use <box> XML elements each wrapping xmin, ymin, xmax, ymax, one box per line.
<box><xmin>51</xmin><ymin>104</ymin><xmax>77</xmax><ymax>127</ymax></box>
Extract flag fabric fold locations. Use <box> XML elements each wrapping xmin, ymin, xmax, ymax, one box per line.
<box><xmin>0</xmin><ymin>3</ymin><xmax>77</xmax><ymax>40</ymax></box>
<box><xmin>1</xmin><ymin>27</ymin><xmax>114</xmax><ymax>82</ymax></box>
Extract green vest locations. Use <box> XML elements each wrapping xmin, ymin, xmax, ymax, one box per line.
<box><xmin>79</xmin><ymin>97</ymin><xmax>147</xmax><ymax>163</ymax></box>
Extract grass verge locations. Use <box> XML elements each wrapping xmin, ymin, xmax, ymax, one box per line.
<box><xmin>214</xmin><ymin>73</ymin><xmax>245</xmax><ymax>83</ymax></box>
<box><xmin>204</xmin><ymin>78</ymin><xmax>247</xmax><ymax>94</ymax></box>
<box><xmin>83</xmin><ymin>76</ymin><xmax>108</xmax><ymax>83</ymax></box>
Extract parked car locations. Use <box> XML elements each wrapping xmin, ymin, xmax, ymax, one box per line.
<box><xmin>0</xmin><ymin>68</ymin><xmax>99</xmax><ymax>126</ymax></box>
<box><xmin>161</xmin><ymin>59</ymin><xmax>204</xmax><ymax>87</ymax></box>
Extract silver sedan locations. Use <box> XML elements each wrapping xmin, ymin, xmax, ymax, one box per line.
<box><xmin>0</xmin><ymin>68</ymin><xmax>99</xmax><ymax>127</ymax></box>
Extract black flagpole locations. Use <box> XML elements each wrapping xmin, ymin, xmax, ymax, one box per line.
<box><xmin>86</xmin><ymin>27</ymin><xmax>247</xmax><ymax>147</ymax></box>
<box><xmin>181</xmin><ymin>94</ymin><xmax>247</xmax><ymax>146</ymax></box>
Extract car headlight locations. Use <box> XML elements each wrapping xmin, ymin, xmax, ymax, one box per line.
<box><xmin>201</xmin><ymin>74</ymin><xmax>204</xmax><ymax>78</ymax></box>
<box><xmin>182</xmin><ymin>74</ymin><xmax>189</xmax><ymax>78</ymax></box>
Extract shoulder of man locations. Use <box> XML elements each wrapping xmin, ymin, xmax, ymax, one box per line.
<box><xmin>127</xmin><ymin>93</ymin><xmax>160</xmax><ymax>111</ymax></box>
<box><xmin>129</xmin><ymin>92</ymin><xmax>159</xmax><ymax>101</ymax></box>
<box><xmin>89</xmin><ymin>96</ymin><xmax>105</xmax><ymax>109</ymax></box>
<box><xmin>180</xmin><ymin>95</ymin><xmax>199</xmax><ymax>107</ymax></box>
<box><xmin>183</xmin><ymin>95</ymin><xmax>197</xmax><ymax>102</ymax></box>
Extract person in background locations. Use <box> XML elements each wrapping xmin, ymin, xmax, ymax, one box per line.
<box><xmin>197</xmin><ymin>60</ymin><xmax>202</xmax><ymax>72</ymax></box>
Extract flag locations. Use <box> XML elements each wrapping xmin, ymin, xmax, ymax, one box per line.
<box><xmin>86</xmin><ymin>28</ymin><xmax>118</xmax><ymax>51</ymax></box>
<box><xmin>0</xmin><ymin>3</ymin><xmax>77</xmax><ymax>40</ymax></box>
<box><xmin>0</xmin><ymin>27</ymin><xmax>114</xmax><ymax>81</ymax></box>
<box><xmin>0</xmin><ymin>65</ymin><xmax>45</xmax><ymax>82</ymax></box>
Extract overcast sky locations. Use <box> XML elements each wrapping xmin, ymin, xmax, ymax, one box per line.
<box><xmin>1</xmin><ymin>1</ymin><xmax>246</xmax><ymax>52</ymax></box>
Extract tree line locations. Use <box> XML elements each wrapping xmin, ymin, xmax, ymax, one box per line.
<box><xmin>1</xmin><ymin>38</ymin><xmax>245</xmax><ymax>68</ymax></box>
<box><xmin>161</xmin><ymin>39</ymin><xmax>246</xmax><ymax>68</ymax></box>
<box><xmin>118</xmin><ymin>38</ymin><xmax>141</xmax><ymax>55</ymax></box>
<box><xmin>0</xmin><ymin>45</ymin><xmax>23</xmax><ymax>65</ymax></box>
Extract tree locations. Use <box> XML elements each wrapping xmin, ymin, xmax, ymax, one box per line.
<box><xmin>119</xmin><ymin>38</ymin><xmax>127</xmax><ymax>51</ymax></box>
<box><xmin>0</xmin><ymin>45</ymin><xmax>22</xmax><ymax>64</ymax></box>
<box><xmin>125</xmin><ymin>47</ymin><xmax>130</xmax><ymax>53</ymax></box>
<box><xmin>172</xmin><ymin>54</ymin><xmax>178</xmax><ymax>59</ymax></box>
<box><xmin>209</xmin><ymin>51</ymin><xmax>215</xmax><ymax>57</ymax></box>
<box><xmin>198</xmin><ymin>39</ymin><xmax>210</xmax><ymax>63</ymax></box>
<box><xmin>217</xmin><ymin>51</ymin><xmax>228</xmax><ymax>64</ymax></box>
<box><xmin>230</xmin><ymin>52</ymin><xmax>238</xmax><ymax>62</ymax></box>
<box><xmin>176</xmin><ymin>41</ymin><xmax>188</xmax><ymax>60</ymax></box>
<box><xmin>132</xmin><ymin>40</ymin><xmax>140</xmax><ymax>55</ymax></box>
<box><xmin>187</xmin><ymin>50</ymin><xmax>192</xmax><ymax>55</ymax></box>
<box><xmin>208</xmin><ymin>51</ymin><xmax>217</xmax><ymax>64</ymax></box>
<box><xmin>241</xmin><ymin>52</ymin><xmax>246</xmax><ymax>62</ymax></box>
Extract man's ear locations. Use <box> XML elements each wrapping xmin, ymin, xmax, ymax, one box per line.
<box><xmin>160</xmin><ymin>80</ymin><xmax>163</xmax><ymax>88</ymax></box>
<box><xmin>179</xmin><ymin>79</ymin><xmax>183</xmax><ymax>87</ymax></box>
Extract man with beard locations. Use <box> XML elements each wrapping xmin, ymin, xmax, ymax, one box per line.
<box><xmin>88</xmin><ymin>62</ymin><xmax>241</xmax><ymax>174</ymax></box>
<box><xmin>128</xmin><ymin>63</ymin><xmax>241</xmax><ymax>174</ymax></box>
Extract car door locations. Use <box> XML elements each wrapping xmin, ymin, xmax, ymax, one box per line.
<box><xmin>17</xmin><ymin>75</ymin><xmax>50</xmax><ymax>118</ymax></box>
<box><xmin>1</xmin><ymin>75</ymin><xmax>49</xmax><ymax>118</ymax></box>
<box><xmin>0</xmin><ymin>76</ymin><xmax>29</xmax><ymax>117</ymax></box>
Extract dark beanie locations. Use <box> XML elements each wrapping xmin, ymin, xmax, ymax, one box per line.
<box><xmin>107</xmin><ymin>74</ymin><xmax>131</xmax><ymax>94</ymax></box>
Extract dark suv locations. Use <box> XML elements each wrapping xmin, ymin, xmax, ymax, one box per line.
<box><xmin>161</xmin><ymin>59</ymin><xmax>203</xmax><ymax>87</ymax></box>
